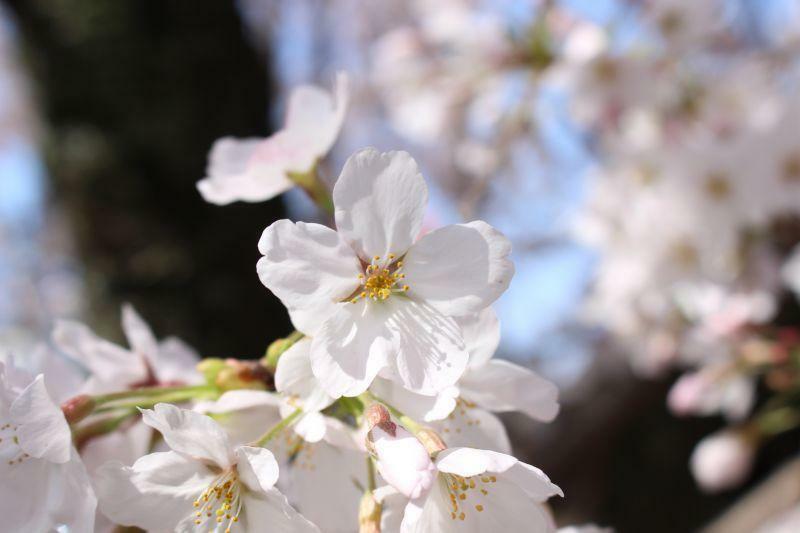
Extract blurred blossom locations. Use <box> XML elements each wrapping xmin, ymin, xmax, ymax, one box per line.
<box><xmin>690</xmin><ymin>429</ymin><xmax>757</xmax><ymax>493</ymax></box>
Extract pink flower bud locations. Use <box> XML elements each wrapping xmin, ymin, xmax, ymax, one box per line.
<box><xmin>60</xmin><ymin>394</ymin><xmax>95</xmax><ymax>425</ymax></box>
<box><xmin>690</xmin><ymin>430</ymin><xmax>755</xmax><ymax>492</ymax></box>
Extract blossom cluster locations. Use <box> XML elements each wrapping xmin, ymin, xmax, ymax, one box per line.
<box><xmin>0</xmin><ymin>75</ymin><xmax>600</xmax><ymax>532</ymax></box>
<box><xmin>352</xmin><ymin>0</ymin><xmax>800</xmax><ymax>495</ymax></box>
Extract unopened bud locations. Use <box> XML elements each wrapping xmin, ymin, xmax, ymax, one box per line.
<box><xmin>263</xmin><ymin>332</ymin><xmax>304</xmax><ymax>371</ymax></box>
<box><xmin>365</xmin><ymin>403</ymin><xmax>396</xmax><ymax>436</ymax></box>
<box><xmin>197</xmin><ymin>358</ymin><xmax>226</xmax><ymax>385</ymax></box>
<box><xmin>358</xmin><ymin>491</ymin><xmax>382</xmax><ymax>533</ymax></box>
<box><xmin>215</xmin><ymin>359</ymin><xmax>270</xmax><ymax>392</ymax></box>
<box><xmin>690</xmin><ymin>428</ymin><xmax>756</xmax><ymax>493</ymax></box>
<box><xmin>416</xmin><ymin>428</ymin><xmax>447</xmax><ymax>455</ymax></box>
<box><xmin>61</xmin><ymin>394</ymin><xmax>95</xmax><ymax>425</ymax></box>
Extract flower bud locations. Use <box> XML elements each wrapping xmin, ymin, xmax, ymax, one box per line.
<box><xmin>367</xmin><ymin>406</ymin><xmax>436</xmax><ymax>500</ymax></box>
<box><xmin>358</xmin><ymin>491</ymin><xmax>382</xmax><ymax>533</ymax></box>
<box><xmin>60</xmin><ymin>394</ymin><xmax>95</xmax><ymax>425</ymax></box>
<box><xmin>690</xmin><ymin>429</ymin><xmax>756</xmax><ymax>492</ymax></box>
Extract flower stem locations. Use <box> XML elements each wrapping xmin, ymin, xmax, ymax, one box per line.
<box><xmin>288</xmin><ymin>167</ymin><xmax>334</xmax><ymax>214</ymax></box>
<box><xmin>366</xmin><ymin>455</ymin><xmax>377</xmax><ymax>492</ymax></box>
<box><xmin>93</xmin><ymin>384</ymin><xmax>217</xmax><ymax>406</ymax></box>
<box><xmin>253</xmin><ymin>408</ymin><xmax>303</xmax><ymax>447</ymax></box>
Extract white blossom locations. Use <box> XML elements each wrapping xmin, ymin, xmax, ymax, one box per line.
<box><xmin>0</xmin><ymin>360</ymin><xmax>97</xmax><ymax>533</ymax></box>
<box><xmin>96</xmin><ymin>403</ymin><xmax>319</xmax><ymax>532</ymax></box>
<box><xmin>257</xmin><ymin>148</ymin><xmax>514</xmax><ymax>397</ymax></box>
<box><xmin>197</xmin><ymin>73</ymin><xmax>348</xmax><ymax>205</ymax></box>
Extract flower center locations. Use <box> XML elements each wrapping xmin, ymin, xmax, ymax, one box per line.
<box><xmin>443</xmin><ymin>472</ymin><xmax>497</xmax><ymax>521</ymax></box>
<box><xmin>191</xmin><ymin>468</ymin><xmax>242</xmax><ymax>532</ymax></box>
<box><xmin>350</xmin><ymin>254</ymin><xmax>409</xmax><ymax>303</ymax></box>
<box><xmin>0</xmin><ymin>421</ymin><xmax>30</xmax><ymax>466</ymax></box>
<box><xmin>440</xmin><ymin>399</ymin><xmax>480</xmax><ymax>438</ymax></box>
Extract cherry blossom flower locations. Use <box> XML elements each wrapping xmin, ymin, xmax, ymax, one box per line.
<box><xmin>371</xmin><ymin>418</ymin><xmax>561</xmax><ymax>533</ymax></box>
<box><xmin>53</xmin><ymin>304</ymin><xmax>201</xmax><ymax>394</ymax></box>
<box><xmin>196</xmin><ymin>388</ymin><xmax>365</xmax><ymax>533</ymax></box>
<box><xmin>258</xmin><ymin>148</ymin><xmax>514</xmax><ymax>397</ymax></box>
<box><xmin>0</xmin><ymin>360</ymin><xmax>97</xmax><ymax>533</ymax></box>
<box><xmin>96</xmin><ymin>403</ymin><xmax>319</xmax><ymax>532</ymax></box>
<box><xmin>197</xmin><ymin>73</ymin><xmax>348</xmax><ymax>205</ymax></box>
<box><xmin>369</xmin><ymin>308</ymin><xmax>558</xmax><ymax>452</ymax></box>
<box><xmin>275</xmin><ymin>338</ymin><xmax>336</xmax><ymax>443</ymax></box>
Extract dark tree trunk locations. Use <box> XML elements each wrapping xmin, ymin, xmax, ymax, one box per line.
<box><xmin>4</xmin><ymin>0</ymin><xmax>291</xmax><ymax>357</ymax></box>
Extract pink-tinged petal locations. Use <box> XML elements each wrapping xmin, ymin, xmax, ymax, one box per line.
<box><xmin>403</xmin><ymin>221</ymin><xmax>514</xmax><ymax>317</ymax></box>
<box><xmin>236</xmin><ymin>446</ymin><xmax>280</xmax><ymax>493</ymax></box>
<box><xmin>333</xmin><ymin>148</ymin><xmax>428</xmax><ymax>260</ymax></box>
<box><xmin>310</xmin><ymin>304</ymin><xmax>395</xmax><ymax>397</ymax></box>
<box><xmin>460</xmin><ymin>359</ymin><xmax>560</xmax><ymax>423</ymax></box>
<box><xmin>373</xmin><ymin>426</ymin><xmax>437</xmax><ymax>500</ymax></box>
<box><xmin>458</xmin><ymin>308</ymin><xmax>501</xmax><ymax>368</ymax></box>
<box><xmin>258</xmin><ymin>220</ymin><xmax>362</xmax><ymax>334</ymax></box>
<box><xmin>52</xmin><ymin>320</ymin><xmax>146</xmax><ymax>391</ymax></box>
<box><xmin>121</xmin><ymin>304</ymin><xmax>159</xmax><ymax>361</ymax></box>
<box><xmin>95</xmin><ymin>451</ymin><xmax>214</xmax><ymax>531</ymax></box>
<box><xmin>140</xmin><ymin>403</ymin><xmax>232</xmax><ymax>468</ymax></box>
<box><xmin>197</xmin><ymin>137</ymin><xmax>294</xmax><ymax>205</ymax></box>
<box><xmin>285</xmin><ymin>72</ymin><xmax>348</xmax><ymax>157</ymax></box>
<box><xmin>10</xmin><ymin>375</ymin><xmax>71</xmax><ymax>463</ymax></box>
<box><xmin>239</xmin><ymin>489</ymin><xmax>321</xmax><ymax>533</ymax></box>
<box><xmin>434</xmin><ymin>447</ymin><xmax>517</xmax><ymax>478</ymax></box>
<box><xmin>386</xmin><ymin>298</ymin><xmax>469</xmax><ymax>396</ymax></box>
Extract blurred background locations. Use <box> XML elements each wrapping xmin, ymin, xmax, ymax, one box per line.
<box><xmin>3</xmin><ymin>0</ymin><xmax>800</xmax><ymax>531</ymax></box>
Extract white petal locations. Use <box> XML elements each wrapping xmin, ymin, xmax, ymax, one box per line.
<box><xmin>240</xmin><ymin>489</ymin><xmax>320</xmax><ymax>533</ymax></box>
<box><xmin>291</xmin><ymin>410</ymin><xmax>328</xmax><ymax>443</ymax></box>
<box><xmin>121</xmin><ymin>304</ymin><xmax>159</xmax><ymax>361</ymax></box>
<box><xmin>310</xmin><ymin>303</ymin><xmax>395</xmax><ymax>397</ymax></box>
<box><xmin>460</xmin><ymin>359</ymin><xmax>560</xmax><ymax>422</ymax></box>
<box><xmin>153</xmin><ymin>337</ymin><xmax>202</xmax><ymax>384</ymax></box>
<box><xmin>369</xmin><ymin>378</ymin><xmax>458</xmax><ymax>422</ymax></box>
<box><xmin>373</xmin><ymin>426</ymin><xmax>437</xmax><ymax>500</ymax></box>
<box><xmin>403</xmin><ymin>221</ymin><xmax>514</xmax><ymax>317</ymax></box>
<box><xmin>275</xmin><ymin>338</ymin><xmax>334</xmax><ymax>413</ymax></box>
<box><xmin>435</xmin><ymin>447</ymin><xmax>517</xmax><ymax>478</ymax></box>
<box><xmin>197</xmin><ymin>136</ymin><xmax>294</xmax><ymax>205</ymax></box>
<box><xmin>0</xmin><ymin>449</ymin><xmax>97</xmax><ymax>533</ymax></box>
<box><xmin>96</xmin><ymin>451</ymin><xmax>214</xmax><ymax>531</ymax></box>
<box><xmin>81</xmin><ymin>419</ymin><xmax>153</xmax><ymax>474</ymax></box>
<box><xmin>195</xmin><ymin>390</ymin><xmax>283</xmax><ymax>445</ymax></box>
<box><xmin>459</xmin><ymin>308</ymin><xmax>501</xmax><ymax>368</ymax></box>
<box><xmin>201</xmin><ymin>389</ymin><xmax>282</xmax><ymax>414</ymax></box>
<box><xmin>432</xmin><ymin>408</ymin><xmax>511</xmax><ymax>454</ymax></box>
<box><xmin>333</xmin><ymin>148</ymin><xmax>428</xmax><ymax>260</ymax></box>
<box><xmin>285</xmin><ymin>72</ymin><xmax>348</xmax><ymax>157</ymax></box>
<box><xmin>501</xmin><ymin>460</ymin><xmax>564</xmax><ymax>501</ymax></box>
<box><xmin>10</xmin><ymin>375</ymin><xmax>71</xmax><ymax>463</ymax></box>
<box><xmin>51</xmin><ymin>450</ymin><xmax>98</xmax><ymax>533</ymax></box>
<box><xmin>281</xmin><ymin>439</ymin><xmax>364</xmax><ymax>533</ymax></box>
<box><xmin>52</xmin><ymin>320</ymin><xmax>145</xmax><ymax>390</ymax></box>
<box><xmin>236</xmin><ymin>445</ymin><xmax>280</xmax><ymax>492</ymax></box>
<box><xmin>141</xmin><ymin>403</ymin><xmax>233</xmax><ymax>468</ymax></box>
<box><xmin>386</xmin><ymin>298</ymin><xmax>469</xmax><ymax>396</ymax></box>
<box><xmin>257</xmin><ymin>220</ymin><xmax>362</xmax><ymax>333</ymax></box>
